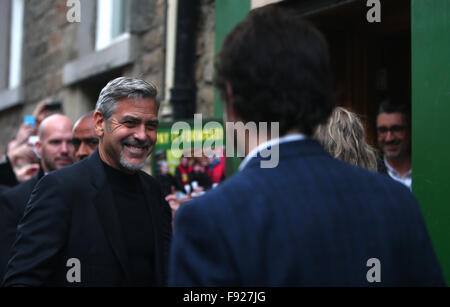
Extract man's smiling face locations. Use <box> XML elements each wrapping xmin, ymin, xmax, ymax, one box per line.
<box><xmin>95</xmin><ymin>97</ymin><xmax>159</xmax><ymax>173</ymax></box>
<box><xmin>376</xmin><ymin>112</ymin><xmax>410</xmax><ymax>160</ymax></box>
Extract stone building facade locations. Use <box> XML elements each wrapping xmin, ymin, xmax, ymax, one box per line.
<box><xmin>0</xmin><ymin>0</ymin><xmax>215</xmax><ymax>153</ymax></box>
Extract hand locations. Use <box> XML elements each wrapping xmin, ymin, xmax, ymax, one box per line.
<box><xmin>165</xmin><ymin>194</ymin><xmax>191</xmax><ymax>215</ymax></box>
<box><xmin>165</xmin><ymin>186</ymin><xmax>192</xmax><ymax>221</ymax></box>
<box><xmin>8</xmin><ymin>142</ymin><xmax>38</xmax><ymax>168</ymax></box>
<box><xmin>8</xmin><ymin>124</ymin><xmax>35</xmax><ymax>154</ymax></box>
<box><xmin>15</xmin><ymin>123</ymin><xmax>35</xmax><ymax>145</ymax></box>
<box><xmin>33</xmin><ymin>100</ymin><xmax>51</xmax><ymax>130</ymax></box>
<box><xmin>193</xmin><ymin>186</ymin><xmax>204</xmax><ymax>194</ymax></box>
<box><xmin>15</xmin><ymin>163</ymin><xmax>40</xmax><ymax>183</ymax></box>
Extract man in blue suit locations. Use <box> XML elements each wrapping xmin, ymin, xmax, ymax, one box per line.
<box><xmin>168</xmin><ymin>3</ymin><xmax>445</xmax><ymax>286</ymax></box>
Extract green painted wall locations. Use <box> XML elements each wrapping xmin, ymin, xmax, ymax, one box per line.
<box><xmin>214</xmin><ymin>0</ymin><xmax>251</xmax><ymax>118</ymax></box>
<box><xmin>412</xmin><ymin>0</ymin><xmax>450</xmax><ymax>284</ymax></box>
<box><xmin>214</xmin><ymin>0</ymin><xmax>251</xmax><ymax>175</ymax></box>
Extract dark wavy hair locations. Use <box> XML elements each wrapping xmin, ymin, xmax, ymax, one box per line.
<box><xmin>215</xmin><ymin>3</ymin><xmax>334</xmax><ymax>136</ymax></box>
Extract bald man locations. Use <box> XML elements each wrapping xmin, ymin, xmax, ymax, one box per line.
<box><xmin>36</xmin><ymin>114</ymin><xmax>75</xmax><ymax>172</ymax></box>
<box><xmin>72</xmin><ymin>111</ymin><xmax>99</xmax><ymax>161</ymax></box>
<box><xmin>0</xmin><ymin>114</ymin><xmax>74</xmax><ymax>280</ymax></box>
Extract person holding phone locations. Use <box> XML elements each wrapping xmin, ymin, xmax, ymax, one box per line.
<box><xmin>0</xmin><ymin>114</ymin><xmax>74</xmax><ymax>281</ymax></box>
<box><xmin>1</xmin><ymin>100</ymin><xmax>63</xmax><ymax>188</ymax></box>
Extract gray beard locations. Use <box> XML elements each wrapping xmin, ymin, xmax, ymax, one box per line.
<box><xmin>120</xmin><ymin>151</ymin><xmax>145</xmax><ymax>171</ymax></box>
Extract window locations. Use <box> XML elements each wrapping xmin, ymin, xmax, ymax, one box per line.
<box><xmin>9</xmin><ymin>0</ymin><xmax>24</xmax><ymax>89</ymax></box>
<box><xmin>63</xmin><ymin>0</ymin><xmax>136</xmax><ymax>86</ymax></box>
<box><xmin>164</xmin><ymin>0</ymin><xmax>178</xmax><ymax>102</ymax></box>
<box><xmin>96</xmin><ymin>0</ymin><xmax>128</xmax><ymax>50</ymax></box>
<box><xmin>0</xmin><ymin>0</ymin><xmax>25</xmax><ymax>111</ymax></box>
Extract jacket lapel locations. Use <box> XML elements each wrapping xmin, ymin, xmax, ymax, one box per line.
<box><xmin>88</xmin><ymin>150</ymin><xmax>132</xmax><ymax>281</ymax></box>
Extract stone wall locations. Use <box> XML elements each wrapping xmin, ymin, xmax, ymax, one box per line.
<box><xmin>0</xmin><ymin>0</ymin><xmax>79</xmax><ymax>152</ymax></box>
<box><xmin>0</xmin><ymin>0</ymin><xmax>216</xmax><ymax>154</ymax></box>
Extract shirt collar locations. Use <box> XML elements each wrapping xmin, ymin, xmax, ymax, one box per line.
<box><xmin>239</xmin><ymin>133</ymin><xmax>307</xmax><ymax>171</ymax></box>
<box><xmin>383</xmin><ymin>156</ymin><xmax>412</xmax><ymax>178</ymax></box>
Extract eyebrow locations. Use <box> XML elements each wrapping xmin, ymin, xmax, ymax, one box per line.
<box><xmin>120</xmin><ymin>115</ymin><xmax>159</xmax><ymax>126</ymax></box>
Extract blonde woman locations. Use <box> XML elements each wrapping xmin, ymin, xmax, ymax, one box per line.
<box><xmin>315</xmin><ymin>107</ymin><xmax>378</xmax><ymax>171</ymax></box>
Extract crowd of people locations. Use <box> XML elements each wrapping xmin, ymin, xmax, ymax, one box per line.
<box><xmin>0</xmin><ymin>2</ymin><xmax>443</xmax><ymax>287</ymax></box>
<box><xmin>156</xmin><ymin>153</ymin><xmax>225</xmax><ymax>198</ymax></box>
<box><xmin>0</xmin><ymin>103</ymin><xmax>99</xmax><ymax>282</ymax></box>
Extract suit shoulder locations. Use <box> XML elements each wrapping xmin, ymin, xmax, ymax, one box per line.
<box><xmin>330</xmin><ymin>159</ymin><xmax>416</xmax><ymax>204</ymax></box>
<box><xmin>43</xmin><ymin>158</ymin><xmax>91</xmax><ymax>185</ymax></box>
<box><xmin>52</xmin><ymin>158</ymin><xmax>89</xmax><ymax>177</ymax></box>
<box><xmin>0</xmin><ymin>177</ymin><xmax>37</xmax><ymax>203</ymax></box>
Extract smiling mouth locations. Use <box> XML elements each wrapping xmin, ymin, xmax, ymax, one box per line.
<box><xmin>385</xmin><ymin>144</ymin><xmax>399</xmax><ymax>149</ymax></box>
<box><xmin>123</xmin><ymin>144</ymin><xmax>150</xmax><ymax>156</ymax></box>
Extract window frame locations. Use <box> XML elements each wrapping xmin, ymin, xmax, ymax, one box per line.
<box><xmin>9</xmin><ymin>0</ymin><xmax>25</xmax><ymax>89</ymax></box>
<box><xmin>95</xmin><ymin>0</ymin><xmax>128</xmax><ymax>51</ymax></box>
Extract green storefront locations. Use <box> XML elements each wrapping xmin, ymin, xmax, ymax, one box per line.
<box><xmin>211</xmin><ymin>0</ymin><xmax>450</xmax><ymax>284</ymax></box>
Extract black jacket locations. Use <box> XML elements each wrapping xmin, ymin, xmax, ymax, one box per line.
<box><xmin>2</xmin><ymin>150</ymin><xmax>172</xmax><ymax>286</ymax></box>
<box><xmin>377</xmin><ymin>156</ymin><xmax>388</xmax><ymax>175</ymax></box>
<box><xmin>0</xmin><ymin>158</ymin><xmax>19</xmax><ymax>188</ymax></box>
<box><xmin>0</xmin><ymin>168</ymin><xmax>44</xmax><ymax>280</ymax></box>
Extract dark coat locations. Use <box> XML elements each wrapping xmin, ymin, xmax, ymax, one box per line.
<box><xmin>0</xmin><ymin>158</ymin><xmax>19</xmax><ymax>188</ymax></box>
<box><xmin>2</xmin><ymin>150</ymin><xmax>172</xmax><ymax>286</ymax></box>
<box><xmin>377</xmin><ymin>155</ymin><xmax>388</xmax><ymax>175</ymax></box>
<box><xmin>169</xmin><ymin>140</ymin><xmax>444</xmax><ymax>286</ymax></box>
<box><xmin>0</xmin><ymin>168</ymin><xmax>44</xmax><ymax>280</ymax></box>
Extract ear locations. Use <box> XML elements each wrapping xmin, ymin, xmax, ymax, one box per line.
<box><xmin>36</xmin><ymin>140</ymin><xmax>42</xmax><ymax>157</ymax></box>
<box><xmin>225</xmin><ymin>82</ymin><xmax>238</xmax><ymax>122</ymax></box>
<box><xmin>94</xmin><ymin>110</ymin><xmax>106</xmax><ymax>138</ymax></box>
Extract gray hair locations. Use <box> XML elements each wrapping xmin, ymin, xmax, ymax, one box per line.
<box><xmin>95</xmin><ymin>77</ymin><xmax>158</xmax><ymax>121</ymax></box>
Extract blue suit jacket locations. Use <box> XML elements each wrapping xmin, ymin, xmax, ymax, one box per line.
<box><xmin>2</xmin><ymin>150</ymin><xmax>172</xmax><ymax>286</ymax></box>
<box><xmin>169</xmin><ymin>140</ymin><xmax>444</xmax><ymax>286</ymax></box>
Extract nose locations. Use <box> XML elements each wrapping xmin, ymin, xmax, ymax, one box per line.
<box><xmin>385</xmin><ymin>130</ymin><xmax>395</xmax><ymax>142</ymax></box>
<box><xmin>60</xmin><ymin>142</ymin><xmax>69</xmax><ymax>154</ymax></box>
<box><xmin>76</xmin><ymin>142</ymin><xmax>89</xmax><ymax>161</ymax></box>
<box><xmin>134</xmin><ymin>124</ymin><xmax>148</xmax><ymax>141</ymax></box>
<box><xmin>61</xmin><ymin>140</ymin><xmax>75</xmax><ymax>156</ymax></box>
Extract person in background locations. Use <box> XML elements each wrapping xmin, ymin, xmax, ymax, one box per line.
<box><xmin>205</xmin><ymin>152</ymin><xmax>225</xmax><ymax>185</ymax></box>
<box><xmin>189</xmin><ymin>159</ymin><xmax>212</xmax><ymax>192</ymax></box>
<box><xmin>72</xmin><ymin>111</ymin><xmax>99</xmax><ymax>162</ymax></box>
<box><xmin>0</xmin><ymin>100</ymin><xmax>52</xmax><ymax>187</ymax></box>
<box><xmin>175</xmin><ymin>155</ymin><xmax>192</xmax><ymax>193</ymax></box>
<box><xmin>0</xmin><ymin>114</ymin><xmax>74</xmax><ymax>281</ymax></box>
<box><xmin>157</xmin><ymin>161</ymin><xmax>179</xmax><ymax>198</ymax></box>
<box><xmin>376</xmin><ymin>101</ymin><xmax>412</xmax><ymax>190</ymax></box>
<box><xmin>315</xmin><ymin>106</ymin><xmax>378</xmax><ymax>171</ymax></box>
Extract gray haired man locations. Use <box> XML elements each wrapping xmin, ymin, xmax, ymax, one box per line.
<box><xmin>3</xmin><ymin>77</ymin><xmax>172</xmax><ymax>287</ymax></box>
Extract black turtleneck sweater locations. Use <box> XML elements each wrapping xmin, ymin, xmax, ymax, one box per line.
<box><xmin>102</xmin><ymin>161</ymin><xmax>155</xmax><ymax>286</ymax></box>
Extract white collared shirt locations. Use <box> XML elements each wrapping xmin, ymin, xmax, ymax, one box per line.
<box><xmin>238</xmin><ymin>134</ymin><xmax>307</xmax><ymax>171</ymax></box>
<box><xmin>384</xmin><ymin>156</ymin><xmax>412</xmax><ymax>191</ymax></box>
